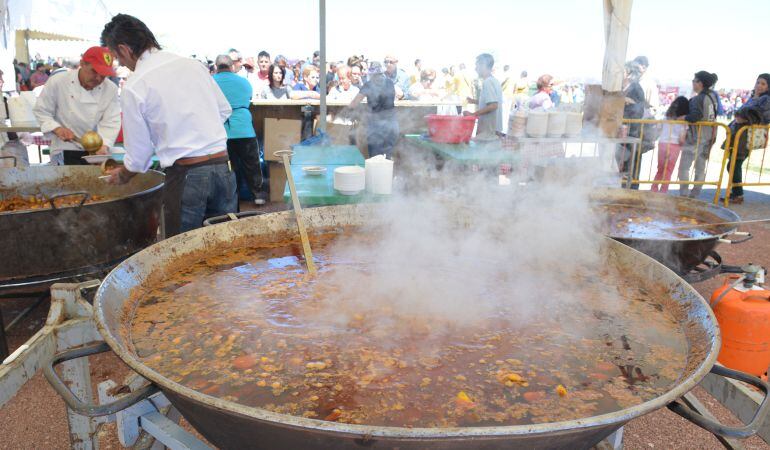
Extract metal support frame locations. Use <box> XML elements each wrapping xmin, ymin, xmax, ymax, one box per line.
<box><xmin>0</xmin><ymin>281</ymin><xmax>211</xmax><ymax>450</ymax></box>
<box><xmin>594</xmin><ymin>428</ymin><xmax>624</xmax><ymax>449</ymax></box>
<box><xmin>681</xmin><ymin>392</ymin><xmax>746</xmax><ymax>450</ymax></box>
<box><xmin>700</xmin><ymin>368</ymin><xmax>770</xmax><ymax>444</ymax></box>
<box><xmin>620</xmin><ymin>118</ymin><xmax>732</xmax><ymax>203</ymax></box>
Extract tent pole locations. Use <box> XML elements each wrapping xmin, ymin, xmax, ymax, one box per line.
<box><xmin>24</xmin><ymin>29</ymin><xmax>30</xmax><ymax>64</ymax></box>
<box><xmin>318</xmin><ymin>0</ymin><xmax>327</xmax><ymax>133</ymax></box>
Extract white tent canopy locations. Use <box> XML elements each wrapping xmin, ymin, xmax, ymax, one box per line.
<box><xmin>0</xmin><ymin>0</ymin><xmax>110</xmax><ymax>81</ymax></box>
<box><xmin>8</xmin><ymin>0</ymin><xmax>110</xmax><ymax>44</ymax></box>
<box><xmin>15</xmin><ymin>29</ymin><xmax>85</xmax><ymax>65</ymax></box>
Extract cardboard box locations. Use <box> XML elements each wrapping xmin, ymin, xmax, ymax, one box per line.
<box><xmin>583</xmin><ymin>84</ymin><xmax>625</xmax><ymax>138</ymax></box>
<box><xmin>268</xmin><ymin>161</ymin><xmax>288</xmax><ymax>203</ymax></box>
<box><xmin>325</xmin><ymin>122</ymin><xmax>353</xmax><ymax>146</ymax></box>
<box><xmin>264</xmin><ymin>118</ymin><xmax>302</xmax><ymax>161</ymax></box>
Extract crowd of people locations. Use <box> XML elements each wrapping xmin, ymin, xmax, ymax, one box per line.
<box><xmin>7</xmin><ymin>15</ymin><xmax>506</xmax><ymax>236</ymax></box>
<box><xmin>4</xmin><ymin>17</ymin><xmax>770</xmax><ymax>234</ymax></box>
<box><xmin>196</xmin><ymin>49</ymin><xmax>490</xmax><ymax>105</ymax></box>
<box><xmin>613</xmin><ymin>55</ymin><xmax>770</xmax><ymax>204</ymax></box>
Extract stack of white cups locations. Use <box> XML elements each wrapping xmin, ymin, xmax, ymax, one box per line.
<box><xmin>333</xmin><ymin>166</ymin><xmax>366</xmax><ymax>195</ymax></box>
<box><xmin>365</xmin><ymin>155</ymin><xmax>394</xmax><ymax>195</ymax></box>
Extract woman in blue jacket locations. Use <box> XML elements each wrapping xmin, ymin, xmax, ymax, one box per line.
<box><xmin>722</xmin><ymin>73</ymin><xmax>770</xmax><ymax>203</ymax></box>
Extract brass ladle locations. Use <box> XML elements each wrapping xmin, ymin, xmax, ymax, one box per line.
<box><xmin>75</xmin><ymin>131</ymin><xmax>104</xmax><ymax>154</ymax></box>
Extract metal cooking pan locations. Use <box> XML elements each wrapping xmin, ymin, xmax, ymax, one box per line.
<box><xmin>592</xmin><ymin>189</ymin><xmax>749</xmax><ymax>275</ymax></box>
<box><xmin>0</xmin><ymin>166</ymin><xmax>164</xmax><ymax>292</ymax></box>
<box><xmin>44</xmin><ymin>204</ymin><xmax>770</xmax><ymax>449</ymax></box>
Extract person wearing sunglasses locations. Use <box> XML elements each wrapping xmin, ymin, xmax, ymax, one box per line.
<box><xmin>382</xmin><ymin>54</ymin><xmax>409</xmax><ymax>100</ymax></box>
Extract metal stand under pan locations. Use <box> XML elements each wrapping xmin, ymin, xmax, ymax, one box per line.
<box><xmin>0</xmin><ymin>260</ymin><xmax>120</xmax><ymax>360</ymax></box>
<box><xmin>681</xmin><ymin>251</ymin><xmax>751</xmax><ymax>284</ymax></box>
<box><xmin>0</xmin><ymin>281</ymin><xmax>211</xmax><ymax>450</ymax></box>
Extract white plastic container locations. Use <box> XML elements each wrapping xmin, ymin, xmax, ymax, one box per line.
<box><xmin>20</xmin><ymin>91</ymin><xmax>37</xmax><ymax>110</ymax></box>
<box><xmin>365</xmin><ymin>155</ymin><xmax>394</xmax><ymax>195</ymax></box>
<box><xmin>547</xmin><ymin>111</ymin><xmax>567</xmax><ymax>137</ymax></box>
<box><xmin>333</xmin><ymin>166</ymin><xmax>365</xmax><ymax>195</ymax></box>
<box><xmin>565</xmin><ymin>112</ymin><xmax>583</xmax><ymax>137</ymax></box>
<box><xmin>509</xmin><ymin>110</ymin><xmax>527</xmax><ymax>138</ymax></box>
<box><xmin>8</xmin><ymin>96</ymin><xmax>36</xmax><ymax>125</ymax></box>
<box><xmin>526</xmin><ymin>110</ymin><xmax>548</xmax><ymax>137</ymax></box>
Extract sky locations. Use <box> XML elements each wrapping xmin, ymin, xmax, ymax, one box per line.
<box><xmin>28</xmin><ymin>0</ymin><xmax>770</xmax><ymax>90</ymax></box>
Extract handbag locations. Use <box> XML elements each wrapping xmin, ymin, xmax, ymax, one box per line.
<box><xmin>748</xmin><ymin>126</ymin><xmax>769</xmax><ymax>151</ymax></box>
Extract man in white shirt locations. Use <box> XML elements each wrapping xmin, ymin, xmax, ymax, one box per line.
<box><xmin>464</xmin><ymin>53</ymin><xmax>503</xmax><ymax>138</ymax></box>
<box><xmin>101</xmin><ymin>14</ymin><xmax>236</xmax><ymax>236</ymax></box>
<box><xmin>252</xmin><ymin>51</ymin><xmax>271</xmax><ymax>98</ymax></box>
<box><xmin>328</xmin><ymin>66</ymin><xmax>359</xmax><ymax>102</ymax></box>
<box><xmin>32</xmin><ymin>46</ymin><xmax>120</xmax><ymax>165</ymax></box>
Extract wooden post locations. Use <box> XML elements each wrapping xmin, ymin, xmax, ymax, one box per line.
<box><xmin>599</xmin><ymin>0</ymin><xmax>633</xmax><ymax>138</ymax></box>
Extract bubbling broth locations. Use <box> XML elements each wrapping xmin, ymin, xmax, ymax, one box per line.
<box><xmin>0</xmin><ymin>194</ymin><xmax>109</xmax><ymax>212</ymax></box>
<box><xmin>598</xmin><ymin>204</ymin><xmax>721</xmax><ymax>239</ymax></box>
<box><xmin>127</xmin><ymin>232</ymin><xmax>689</xmax><ymax>427</ymax></box>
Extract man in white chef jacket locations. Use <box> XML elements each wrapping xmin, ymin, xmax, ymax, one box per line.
<box><xmin>101</xmin><ymin>14</ymin><xmax>237</xmax><ymax>237</ymax></box>
<box><xmin>33</xmin><ymin>46</ymin><xmax>120</xmax><ymax>165</ymax></box>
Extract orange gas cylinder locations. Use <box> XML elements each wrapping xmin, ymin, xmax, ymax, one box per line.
<box><xmin>710</xmin><ymin>271</ymin><xmax>770</xmax><ymax>376</ymax></box>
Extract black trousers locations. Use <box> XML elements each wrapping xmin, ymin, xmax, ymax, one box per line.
<box><xmin>226</xmin><ymin>137</ymin><xmax>263</xmax><ymax>200</ymax></box>
<box><xmin>62</xmin><ymin>150</ymin><xmax>89</xmax><ymax>165</ymax></box>
<box><xmin>729</xmin><ymin>153</ymin><xmax>748</xmax><ymax>197</ymax></box>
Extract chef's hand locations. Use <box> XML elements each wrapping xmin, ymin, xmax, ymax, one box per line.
<box><xmin>95</xmin><ymin>145</ymin><xmax>109</xmax><ymax>155</ymax></box>
<box><xmin>104</xmin><ymin>166</ymin><xmax>135</xmax><ymax>185</ymax></box>
<box><xmin>53</xmin><ymin>127</ymin><xmax>76</xmax><ymax>142</ymax></box>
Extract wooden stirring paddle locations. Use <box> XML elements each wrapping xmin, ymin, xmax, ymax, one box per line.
<box><xmin>275</xmin><ymin>149</ymin><xmax>317</xmax><ymax>275</ymax></box>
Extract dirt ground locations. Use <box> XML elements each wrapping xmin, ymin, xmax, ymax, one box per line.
<box><xmin>1</xmin><ymin>198</ymin><xmax>770</xmax><ymax>449</ymax></box>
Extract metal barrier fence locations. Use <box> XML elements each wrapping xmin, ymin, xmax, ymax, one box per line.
<box><xmin>621</xmin><ymin>118</ymin><xmax>731</xmax><ymax>204</ymax></box>
<box><xmin>723</xmin><ymin>124</ymin><xmax>770</xmax><ymax>206</ymax></box>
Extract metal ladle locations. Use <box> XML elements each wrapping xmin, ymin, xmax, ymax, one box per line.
<box><xmin>665</xmin><ymin>218</ymin><xmax>770</xmax><ymax>231</ymax></box>
<box><xmin>74</xmin><ymin>131</ymin><xmax>104</xmax><ymax>154</ymax></box>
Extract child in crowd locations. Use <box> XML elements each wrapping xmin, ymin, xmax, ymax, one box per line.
<box><xmin>651</xmin><ymin>96</ymin><xmax>689</xmax><ymax>193</ymax></box>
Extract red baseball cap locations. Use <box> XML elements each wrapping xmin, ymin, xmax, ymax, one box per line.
<box><xmin>82</xmin><ymin>46</ymin><xmax>116</xmax><ymax>77</ymax></box>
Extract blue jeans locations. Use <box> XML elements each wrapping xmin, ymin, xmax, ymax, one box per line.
<box><xmin>179</xmin><ymin>162</ymin><xmax>237</xmax><ymax>233</ymax></box>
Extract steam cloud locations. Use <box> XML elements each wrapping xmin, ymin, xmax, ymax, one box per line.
<box><xmin>312</xmin><ymin>131</ymin><xmax>624</xmax><ymax>331</ymax></box>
